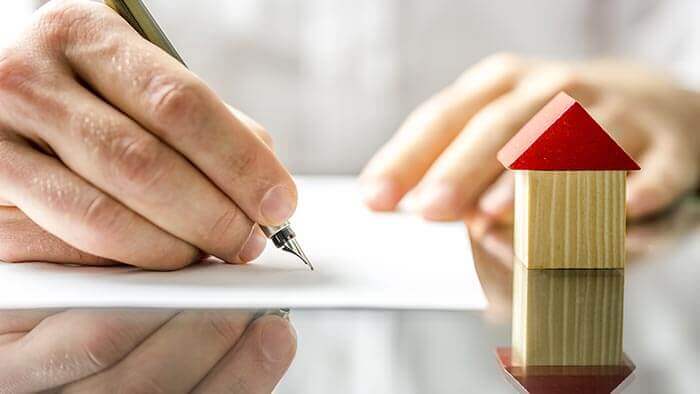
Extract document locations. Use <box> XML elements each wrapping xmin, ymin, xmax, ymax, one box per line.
<box><xmin>0</xmin><ymin>177</ymin><xmax>486</xmax><ymax>310</ymax></box>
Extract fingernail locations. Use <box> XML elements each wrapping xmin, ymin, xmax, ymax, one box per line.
<box><xmin>361</xmin><ymin>179</ymin><xmax>398</xmax><ymax>211</ymax></box>
<box><xmin>419</xmin><ymin>183</ymin><xmax>464</xmax><ymax>220</ymax></box>
<box><xmin>260</xmin><ymin>185</ymin><xmax>295</xmax><ymax>225</ymax></box>
<box><xmin>238</xmin><ymin>228</ymin><xmax>267</xmax><ymax>262</ymax></box>
<box><xmin>260</xmin><ymin>316</ymin><xmax>296</xmax><ymax>363</ymax></box>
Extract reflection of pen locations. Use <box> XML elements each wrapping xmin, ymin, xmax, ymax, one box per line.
<box><xmin>105</xmin><ymin>0</ymin><xmax>313</xmax><ymax>270</ymax></box>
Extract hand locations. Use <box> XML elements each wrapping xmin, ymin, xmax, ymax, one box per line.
<box><xmin>0</xmin><ymin>309</ymin><xmax>296</xmax><ymax>393</ymax></box>
<box><xmin>361</xmin><ymin>53</ymin><xmax>700</xmax><ymax>221</ymax></box>
<box><xmin>0</xmin><ymin>0</ymin><xmax>297</xmax><ymax>269</ymax></box>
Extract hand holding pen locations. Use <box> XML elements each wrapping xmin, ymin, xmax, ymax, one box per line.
<box><xmin>0</xmin><ymin>0</ymin><xmax>310</xmax><ymax>270</ymax></box>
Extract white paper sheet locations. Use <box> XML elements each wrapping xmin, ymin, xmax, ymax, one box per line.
<box><xmin>0</xmin><ymin>177</ymin><xmax>486</xmax><ymax>310</ymax></box>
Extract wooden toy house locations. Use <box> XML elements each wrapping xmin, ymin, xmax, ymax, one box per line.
<box><xmin>497</xmin><ymin>92</ymin><xmax>640</xmax><ymax>269</ymax></box>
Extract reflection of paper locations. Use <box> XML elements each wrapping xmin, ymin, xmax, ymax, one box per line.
<box><xmin>0</xmin><ymin>177</ymin><xmax>486</xmax><ymax>310</ymax></box>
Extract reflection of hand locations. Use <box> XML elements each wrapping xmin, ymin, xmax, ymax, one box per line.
<box><xmin>361</xmin><ymin>54</ymin><xmax>700</xmax><ymax>221</ymax></box>
<box><xmin>0</xmin><ymin>0</ymin><xmax>298</xmax><ymax>269</ymax></box>
<box><xmin>468</xmin><ymin>220</ymin><xmax>514</xmax><ymax>324</ymax></box>
<box><xmin>0</xmin><ymin>309</ymin><xmax>296</xmax><ymax>393</ymax></box>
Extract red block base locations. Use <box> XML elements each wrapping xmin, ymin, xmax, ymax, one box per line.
<box><xmin>496</xmin><ymin>347</ymin><xmax>635</xmax><ymax>394</ymax></box>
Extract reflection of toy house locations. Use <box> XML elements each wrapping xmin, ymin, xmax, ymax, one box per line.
<box><xmin>498</xmin><ymin>92</ymin><xmax>640</xmax><ymax>269</ymax></box>
<box><xmin>511</xmin><ymin>263</ymin><xmax>624</xmax><ymax>366</ymax></box>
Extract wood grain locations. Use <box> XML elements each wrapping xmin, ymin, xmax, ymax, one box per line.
<box><xmin>514</xmin><ymin>170</ymin><xmax>626</xmax><ymax>269</ymax></box>
<box><xmin>511</xmin><ymin>260</ymin><xmax>624</xmax><ymax>366</ymax></box>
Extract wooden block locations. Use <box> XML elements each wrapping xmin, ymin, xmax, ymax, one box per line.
<box><xmin>511</xmin><ymin>260</ymin><xmax>624</xmax><ymax>366</ymax></box>
<box><xmin>514</xmin><ymin>170</ymin><xmax>626</xmax><ymax>269</ymax></box>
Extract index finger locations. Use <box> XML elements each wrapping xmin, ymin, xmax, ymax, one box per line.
<box><xmin>48</xmin><ymin>1</ymin><xmax>297</xmax><ymax>227</ymax></box>
<box><xmin>360</xmin><ymin>53</ymin><xmax>525</xmax><ymax>211</ymax></box>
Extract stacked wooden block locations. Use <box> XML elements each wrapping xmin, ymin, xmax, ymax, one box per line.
<box><xmin>498</xmin><ymin>92</ymin><xmax>639</xmax><ymax>367</ymax></box>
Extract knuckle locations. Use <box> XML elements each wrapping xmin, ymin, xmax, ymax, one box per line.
<box><xmin>0</xmin><ymin>53</ymin><xmax>68</xmax><ymax>121</ymax></box>
<box><xmin>110</xmin><ymin>135</ymin><xmax>171</xmax><ymax>194</ymax></box>
<box><xmin>592</xmin><ymin>99</ymin><xmax>627</xmax><ymax>127</ymax></box>
<box><xmin>204</xmin><ymin>313</ymin><xmax>248</xmax><ymax>344</ymax></box>
<box><xmin>233</xmin><ymin>377</ymin><xmax>254</xmax><ymax>394</ymax></box>
<box><xmin>36</xmin><ymin>0</ymin><xmax>99</xmax><ymax>49</ymax></box>
<box><xmin>0</xmin><ymin>52</ymin><xmax>35</xmax><ymax>96</ymax></box>
<box><xmin>456</xmin><ymin>52</ymin><xmax>523</xmax><ymax>87</ymax></box>
<box><xmin>552</xmin><ymin>70</ymin><xmax>582</xmax><ymax>93</ymax></box>
<box><xmin>228</xmin><ymin>146</ymin><xmax>260</xmax><ymax>178</ymax></box>
<box><xmin>206</xmin><ymin>208</ymin><xmax>247</xmax><ymax>251</ymax></box>
<box><xmin>79</xmin><ymin>193</ymin><xmax>132</xmax><ymax>247</ymax></box>
<box><xmin>145</xmin><ymin>75</ymin><xmax>211</xmax><ymax>132</ymax></box>
<box><xmin>78</xmin><ymin>317</ymin><xmax>136</xmax><ymax>373</ymax></box>
<box><xmin>482</xmin><ymin>52</ymin><xmax>521</xmax><ymax>72</ymax></box>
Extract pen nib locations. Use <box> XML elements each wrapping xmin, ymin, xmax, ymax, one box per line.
<box><xmin>281</xmin><ymin>239</ymin><xmax>314</xmax><ymax>270</ymax></box>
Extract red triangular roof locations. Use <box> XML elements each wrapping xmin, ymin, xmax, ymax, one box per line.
<box><xmin>497</xmin><ymin>92</ymin><xmax>640</xmax><ymax>170</ymax></box>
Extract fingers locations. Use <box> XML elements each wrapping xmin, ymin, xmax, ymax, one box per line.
<box><xmin>0</xmin><ymin>49</ymin><xmax>266</xmax><ymax>264</ymax></box>
<box><xmin>414</xmin><ymin>71</ymin><xmax>582</xmax><ymax>220</ymax></box>
<box><xmin>626</xmin><ymin>128</ymin><xmax>699</xmax><ymax>219</ymax></box>
<box><xmin>64</xmin><ymin>311</ymin><xmax>255</xmax><ymax>393</ymax></box>
<box><xmin>477</xmin><ymin>172</ymin><xmax>514</xmax><ymax>221</ymax></box>
<box><xmin>60</xmin><ymin>82</ymin><xmax>263</xmax><ymax>263</ymax></box>
<box><xmin>0</xmin><ymin>206</ymin><xmax>111</xmax><ymax>265</ymax></box>
<box><xmin>47</xmin><ymin>1</ymin><xmax>296</xmax><ymax>226</ymax></box>
<box><xmin>2</xmin><ymin>2</ymin><xmax>272</xmax><ymax>265</ymax></box>
<box><xmin>194</xmin><ymin>315</ymin><xmax>297</xmax><ymax>394</ymax></box>
<box><xmin>586</xmin><ymin>95</ymin><xmax>650</xmax><ymax>158</ymax></box>
<box><xmin>585</xmin><ymin>98</ymin><xmax>689</xmax><ymax>220</ymax></box>
<box><xmin>0</xmin><ymin>309</ymin><xmax>173</xmax><ymax>393</ymax></box>
<box><xmin>360</xmin><ymin>53</ymin><xmax>524</xmax><ymax>211</ymax></box>
<box><xmin>0</xmin><ymin>136</ymin><xmax>198</xmax><ymax>269</ymax></box>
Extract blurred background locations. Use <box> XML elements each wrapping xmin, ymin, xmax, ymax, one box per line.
<box><xmin>4</xmin><ymin>0</ymin><xmax>698</xmax><ymax>174</ymax></box>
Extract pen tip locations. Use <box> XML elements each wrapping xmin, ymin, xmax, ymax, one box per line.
<box><xmin>281</xmin><ymin>239</ymin><xmax>314</xmax><ymax>271</ymax></box>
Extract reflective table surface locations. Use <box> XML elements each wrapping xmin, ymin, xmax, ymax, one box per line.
<box><xmin>1</xmin><ymin>198</ymin><xmax>698</xmax><ymax>393</ymax></box>
<box><xmin>286</xmin><ymin>198</ymin><xmax>700</xmax><ymax>393</ymax></box>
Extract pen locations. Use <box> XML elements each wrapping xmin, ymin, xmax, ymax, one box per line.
<box><xmin>104</xmin><ymin>0</ymin><xmax>313</xmax><ymax>270</ymax></box>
